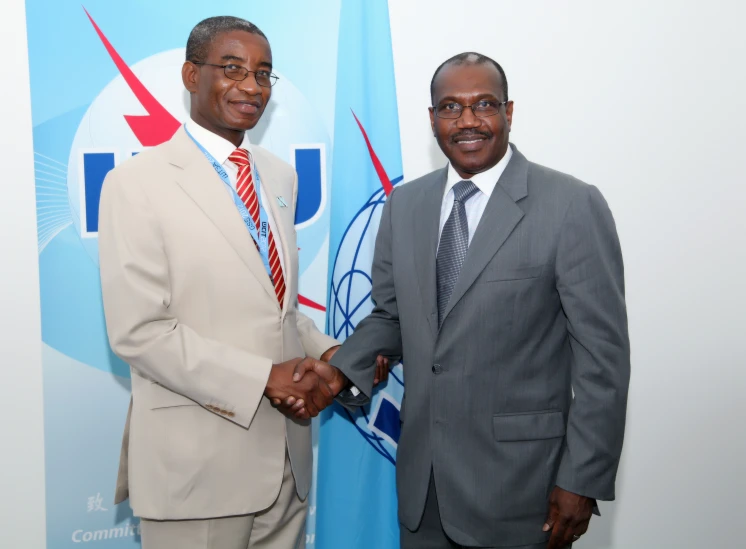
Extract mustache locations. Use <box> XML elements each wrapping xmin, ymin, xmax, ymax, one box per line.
<box><xmin>451</xmin><ymin>130</ymin><xmax>491</xmax><ymax>142</ymax></box>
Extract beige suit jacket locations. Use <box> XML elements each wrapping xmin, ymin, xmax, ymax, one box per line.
<box><xmin>98</xmin><ymin>127</ymin><xmax>338</xmax><ymax>520</ymax></box>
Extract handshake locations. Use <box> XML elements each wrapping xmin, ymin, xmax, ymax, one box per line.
<box><xmin>264</xmin><ymin>346</ymin><xmax>390</xmax><ymax>420</ymax></box>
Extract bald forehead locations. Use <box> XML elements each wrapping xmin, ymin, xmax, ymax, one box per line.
<box><xmin>206</xmin><ymin>29</ymin><xmax>271</xmax><ymax>59</ymax></box>
<box><xmin>432</xmin><ymin>62</ymin><xmax>505</xmax><ymax>104</ymax></box>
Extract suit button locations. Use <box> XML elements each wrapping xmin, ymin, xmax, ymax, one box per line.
<box><xmin>432</xmin><ymin>364</ymin><xmax>442</xmax><ymax>374</ymax></box>
<box><xmin>227</xmin><ymin>412</ymin><xmax>235</xmax><ymax>418</ymax></box>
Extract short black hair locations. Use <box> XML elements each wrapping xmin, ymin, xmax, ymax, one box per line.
<box><xmin>430</xmin><ymin>52</ymin><xmax>508</xmax><ymax>104</ymax></box>
<box><xmin>186</xmin><ymin>16</ymin><xmax>268</xmax><ymax>63</ymax></box>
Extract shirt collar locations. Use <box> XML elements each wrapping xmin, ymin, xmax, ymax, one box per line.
<box><xmin>444</xmin><ymin>144</ymin><xmax>513</xmax><ymax>199</ymax></box>
<box><xmin>185</xmin><ymin>119</ymin><xmax>253</xmax><ymax>165</ymax></box>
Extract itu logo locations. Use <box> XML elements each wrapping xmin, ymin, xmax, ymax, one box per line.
<box><xmin>329</xmin><ymin>186</ymin><xmax>404</xmax><ymax>464</ymax></box>
<box><xmin>75</xmin><ymin>145</ymin><xmax>324</xmax><ymax>236</ymax></box>
<box><xmin>329</xmin><ymin>113</ymin><xmax>405</xmax><ymax>465</ymax></box>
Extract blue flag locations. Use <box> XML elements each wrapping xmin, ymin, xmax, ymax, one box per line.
<box><xmin>316</xmin><ymin>1</ymin><xmax>404</xmax><ymax>547</ymax></box>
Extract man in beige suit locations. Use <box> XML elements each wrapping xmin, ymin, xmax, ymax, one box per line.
<box><xmin>98</xmin><ymin>16</ymin><xmax>341</xmax><ymax>549</ymax></box>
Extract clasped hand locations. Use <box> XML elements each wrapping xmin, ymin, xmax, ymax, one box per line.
<box><xmin>266</xmin><ymin>349</ymin><xmax>389</xmax><ymax>420</ymax></box>
<box><xmin>263</xmin><ymin>357</ymin><xmax>339</xmax><ymax>419</ymax></box>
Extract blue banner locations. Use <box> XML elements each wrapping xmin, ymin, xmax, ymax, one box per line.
<box><xmin>319</xmin><ymin>1</ymin><xmax>404</xmax><ymax>548</ymax></box>
<box><xmin>25</xmin><ymin>1</ymin><xmax>342</xmax><ymax>546</ymax></box>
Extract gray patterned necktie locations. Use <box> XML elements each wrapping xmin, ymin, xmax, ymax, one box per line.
<box><xmin>436</xmin><ymin>180</ymin><xmax>480</xmax><ymax>326</ymax></box>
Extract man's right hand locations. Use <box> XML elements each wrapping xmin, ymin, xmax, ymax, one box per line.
<box><xmin>264</xmin><ymin>358</ymin><xmax>334</xmax><ymax>419</ymax></box>
<box><xmin>270</xmin><ymin>358</ymin><xmax>349</xmax><ymax>419</ymax></box>
<box><xmin>292</xmin><ymin>357</ymin><xmax>349</xmax><ymax>395</ymax></box>
<box><xmin>282</xmin><ymin>358</ymin><xmax>348</xmax><ymax>419</ymax></box>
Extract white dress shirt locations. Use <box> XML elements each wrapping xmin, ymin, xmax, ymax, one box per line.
<box><xmin>438</xmin><ymin>146</ymin><xmax>513</xmax><ymax>249</ymax></box>
<box><xmin>186</xmin><ymin>119</ymin><xmax>285</xmax><ymax>272</ymax></box>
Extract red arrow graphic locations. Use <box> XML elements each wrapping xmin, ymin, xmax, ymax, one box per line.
<box><xmin>84</xmin><ymin>7</ymin><xmax>181</xmax><ymax>146</ymax></box>
<box><xmin>298</xmin><ymin>295</ymin><xmax>326</xmax><ymax>311</ymax></box>
<box><xmin>351</xmin><ymin>110</ymin><xmax>394</xmax><ymax>196</ymax></box>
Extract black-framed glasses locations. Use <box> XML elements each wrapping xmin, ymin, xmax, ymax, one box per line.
<box><xmin>193</xmin><ymin>62</ymin><xmax>279</xmax><ymax>87</ymax></box>
<box><xmin>432</xmin><ymin>99</ymin><xmax>508</xmax><ymax>119</ymax></box>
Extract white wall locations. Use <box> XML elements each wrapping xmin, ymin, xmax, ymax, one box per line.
<box><xmin>0</xmin><ymin>0</ymin><xmax>47</xmax><ymax>547</ymax></box>
<box><xmin>2</xmin><ymin>1</ymin><xmax>744</xmax><ymax>547</ymax></box>
<box><xmin>389</xmin><ymin>1</ymin><xmax>745</xmax><ymax>547</ymax></box>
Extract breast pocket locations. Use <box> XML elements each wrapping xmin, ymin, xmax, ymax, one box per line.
<box><xmin>480</xmin><ymin>264</ymin><xmax>544</xmax><ymax>283</ymax></box>
<box><xmin>492</xmin><ymin>410</ymin><xmax>565</xmax><ymax>441</ymax></box>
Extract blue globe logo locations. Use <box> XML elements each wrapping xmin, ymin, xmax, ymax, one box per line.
<box><xmin>329</xmin><ymin>186</ymin><xmax>404</xmax><ymax>465</ymax></box>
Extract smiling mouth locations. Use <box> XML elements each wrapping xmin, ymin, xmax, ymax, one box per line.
<box><xmin>230</xmin><ymin>101</ymin><xmax>262</xmax><ymax>114</ymax></box>
<box><xmin>453</xmin><ymin>133</ymin><xmax>490</xmax><ymax>144</ymax></box>
<box><xmin>452</xmin><ymin>134</ymin><xmax>490</xmax><ymax>150</ymax></box>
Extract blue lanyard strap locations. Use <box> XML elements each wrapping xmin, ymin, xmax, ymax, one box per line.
<box><xmin>184</xmin><ymin>125</ymin><xmax>275</xmax><ymax>280</ymax></box>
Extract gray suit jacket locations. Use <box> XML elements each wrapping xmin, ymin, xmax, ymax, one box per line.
<box><xmin>331</xmin><ymin>144</ymin><xmax>630</xmax><ymax>547</ymax></box>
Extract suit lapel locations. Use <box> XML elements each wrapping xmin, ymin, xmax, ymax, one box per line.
<box><xmin>413</xmin><ymin>167</ymin><xmax>448</xmax><ymax>337</ymax></box>
<box><xmin>253</xmin><ymin>151</ymin><xmax>293</xmax><ymax>317</ymax></box>
<box><xmin>166</xmin><ymin>128</ymin><xmax>278</xmax><ymax>307</ymax></box>
<box><xmin>440</xmin><ymin>145</ymin><xmax>529</xmax><ymax>325</ymax></box>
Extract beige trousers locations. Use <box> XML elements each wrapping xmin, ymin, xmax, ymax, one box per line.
<box><xmin>140</xmin><ymin>454</ymin><xmax>307</xmax><ymax>549</ymax></box>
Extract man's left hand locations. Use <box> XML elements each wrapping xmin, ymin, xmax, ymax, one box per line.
<box><xmin>543</xmin><ymin>486</ymin><xmax>594</xmax><ymax>549</ymax></box>
<box><xmin>318</xmin><ymin>346</ymin><xmax>390</xmax><ymax>385</ymax></box>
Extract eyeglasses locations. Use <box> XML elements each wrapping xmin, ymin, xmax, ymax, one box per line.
<box><xmin>193</xmin><ymin>62</ymin><xmax>279</xmax><ymax>87</ymax></box>
<box><xmin>432</xmin><ymin>99</ymin><xmax>508</xmax><ymax>119</ymax></box>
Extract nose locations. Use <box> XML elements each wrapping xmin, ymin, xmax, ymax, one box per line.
<box><xmin>237</xmin><ymin>71</ymin><xmax>262</xmax><ymax>95</ymax></box>
<box><xmin>457</xmin><ymin>106</ymin><xmax>481</xmax><ymax>129</ymax></box>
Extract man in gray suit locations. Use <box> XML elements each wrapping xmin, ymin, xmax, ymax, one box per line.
<box><xmin>291</xmin><ymin>52</ymin><xmax>630</xmax><ymax>549</ymax></box>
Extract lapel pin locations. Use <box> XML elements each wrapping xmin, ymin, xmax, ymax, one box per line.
<box><xmin>277</xmin><ymin>196</ymin><xmax>287</xmax><ymax>208</ymax></box>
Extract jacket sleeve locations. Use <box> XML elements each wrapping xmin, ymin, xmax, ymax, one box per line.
<box><xmin>296</xmin><ymin>310</ymin><xmax>339</xmax><ymax>359</ymax></box>
<box><xmin>554</xmin><ymin>184</ymin><xmax>631</xmax><ymax>501</ymax></box>
<box><xmin>330</xmin><ymin>187</ymin><xmax>403</xmax><ymax>406</ymax></box>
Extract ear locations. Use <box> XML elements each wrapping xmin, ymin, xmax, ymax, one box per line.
<box><xmin>429</xmin><ymin>106</ymin><xmax>436</xmax><ymax>136</ymax></box>
<box><xmin>182</xmin><ymin>61</ymin><xmax>199</xmax><ymax>94</ymax></box>
<box><xmin>505</xmin><ymin>100</ymin><xmax>514</xmax><ymax>132</ymax></box>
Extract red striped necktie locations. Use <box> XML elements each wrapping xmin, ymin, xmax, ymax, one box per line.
<box><xmin>228</xmin><ymin>148</ymin><xmax>285</xmax><ymax>309</ymax></box>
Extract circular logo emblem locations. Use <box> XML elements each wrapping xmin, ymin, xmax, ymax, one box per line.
<box><xmin>329</xmin><ymin>186</ymin><xmax>403</xmax><ymax>464</ymax></box>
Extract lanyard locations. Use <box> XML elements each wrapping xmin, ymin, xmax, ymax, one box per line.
<box><xmin>184</xmin><ymin>125</ymin><xmax>274</xmax><ymax>280</ymax></box>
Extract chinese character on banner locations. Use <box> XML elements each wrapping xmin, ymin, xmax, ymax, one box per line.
<box><xmin>87</xmin><ymin>493</ymin><xmax>108</xmax><ymax>513</ymax></box>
